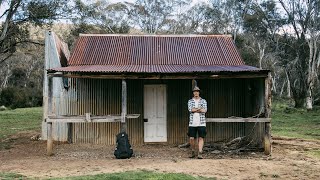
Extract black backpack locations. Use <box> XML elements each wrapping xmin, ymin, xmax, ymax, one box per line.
<box><xmin>114</xmin><ymin>132</ymin><xmax>133</xmax><ymax>159</ymax></box>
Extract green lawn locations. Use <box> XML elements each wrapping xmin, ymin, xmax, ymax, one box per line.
<box><xmin>272</xmin><ymin>100</ymin><xmax>320</xmax><ymax>140</ymax></box>
<box><xmin>0</xmin><ymin>107</ymin><xmax>43</xmax><ymax>140</ymax></box>
<box><xmin>52</xmin><ymin>170</ymin><xmax>215</xmax><ymax>180</ymax></box>
<box><xmin>0</xmin><ymin>171</ymin><xmax>215</xmax><ymax>180</ymax></box>
<box><xmin>0</xmin><ymin>172</ymin><xmax>26</xmax><ymax>179</ymax></box>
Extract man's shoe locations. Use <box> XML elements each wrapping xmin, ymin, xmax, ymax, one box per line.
<box><xmin>189</xmin><ymin>150</ymin><xmax>196</xmax><ymax>158</ymax></box>
<box><xmin>197</xmin><ymin>151</ymin><xmax>204</xmax><ymax>159</ymax></box>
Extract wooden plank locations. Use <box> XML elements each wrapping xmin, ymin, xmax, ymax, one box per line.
<box><xmin>85</xmin><ymin>113</ymin><xmax>91</xmax><ymax>122</ymax></box>
<box><xmin>121</xmin><ymin>79</ymin><xmax>127</xmax><ymax>133</ymax></box>
<box><xmin>192</xmin><ymin>79</ymin><xmax>197</xmax><ymax>89</ymax></box>
<box><xmin>47</xmin><ymin>122</ymin><xmax>53</xmax><ymax>156</ymax></box>
<box><xmin>264</xmin><ymin>122</ymin><xmax>272</xmax><ymax>155</ymax></box>
<box><xmin>264</xmin><ymin>72</ymin><xmax>272</xmax><ymax>155</ymax></box>
<box><xmin>47</xmin><ymin>119</ymin><xmax>121</xmax><ymax>123</ymax></box>
<box><xmin>47</xmin><ymin>114</ymin><xmax>140</xmax><ymax>119</ymax></box>
<box><xmin>265</xmin><ymin>72</ymin><xmax>272</xmax><ymax>118</ymax></box>
<box><xmin>206</xmin><ymin>118</ymin><xmax>271</xmax><ymax>123</ymax></box>
<box><xmin>48</xmin><ymin>73</ymin><xmax>268</xmax><ymax>80</ymax></box>
<box><xmin>46</xmin><ymin>114</ymin><xmax>140</xmax><ymax>123</ymax></box>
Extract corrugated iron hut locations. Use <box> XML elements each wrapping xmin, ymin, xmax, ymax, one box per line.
<box><xmin>43</xmin><ymin>31</ymin><xmax>272</xmax><ymax>155</ymax></box>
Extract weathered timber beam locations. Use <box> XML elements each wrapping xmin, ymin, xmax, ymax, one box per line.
<box><xmin>264</xmin><ymin>72</ymin><xmax>272</xmax><ymax>155</ymax></box>
<box><xmin>46</xmin><ymin>114</ymin><xmax>140</xmax><ymax>123</ymax></box>
<box><xmin>121</xmin><ymin>79</ymin><xmax>127</xmax><ymax>133</ymax></box>
<box><xmin>47</xmin><ymin>73</ymin><xmax>268</xmax><ymax>80</ymax></box>
<box><xmin>46</xmin><ymin>118</ymin><xmax>121</xmax><ymax>123</ymax></box>
<box><xmin>47</xmin><ymin>76</ymin><xmax>53</xmax><ymax>156</ymax></box>
<box><xmin>47</xmin><ymin>114</ymin><xmax>140</xmax><ymax>119</ymax></box>
<box><xmin>47</xmin><ymin>122</ymin><xmax>53</xmax><ymax>156</ymax></box>
<box><xmin>206</xmin><ymin>118</ymin><xmax>271</xmax><ymax>123</ymax></box>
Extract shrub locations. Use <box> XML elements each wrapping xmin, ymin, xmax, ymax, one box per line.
<box><xmin>0</xmin><ymin>86</ymin><xmax>42</xmax><ymax>108</ymax></box>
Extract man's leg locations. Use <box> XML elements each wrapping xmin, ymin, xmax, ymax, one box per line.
<box><xmin>197</xmin><ymin>127</ymin><xmax>206</xmax><ymax>159</ymax></box>
<box><xmin>188</xmin><ymin>127</ymin><xmax>196</xmax><ymax>158</ymax></box>
<box><xmin>189</xmin><ymin>137</ymin><xmax>196</xmax><ymax>158</ymax></box>
<box><xmin>190</xmin><ymin>137</ymin><xmax>195</xmax><ymax>151</ymax></box>
<box><xmin>198</xmin><ymin>137</ymin><xmax>204</xmax><ymax>152</ymax></box>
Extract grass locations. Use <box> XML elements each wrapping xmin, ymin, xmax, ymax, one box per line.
<box><xmin>272</xmin><ymin>100</ymin><xmax>320</xmax><ymax>140</ymax></box>
<box><xmin>0</xmin><ymin>170</ymin><xmax>216</xmax><ymax>180</ymax></box>
<box><xmin>0</xmin><ymin>107</ymin><xmax>42</xmax><ymax>141</ymax></box>
<box><xmin>52</xmin><ymin>170</ymin><xmax>216</xmax><ymax>180</ymax></box>
<box><xmin>0</xmin><ymin>172</ymin><xmax>26</xmax><ymax>179</ymax></box>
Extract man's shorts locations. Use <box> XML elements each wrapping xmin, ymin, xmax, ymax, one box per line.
<box><xmin>188</xmin><ymin>126</ymin><xmax>206</xmax><ymax>138</ymax></box>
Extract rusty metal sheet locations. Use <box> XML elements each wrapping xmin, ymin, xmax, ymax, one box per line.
<box><xmin>50</xmin><ymin>65</ymin><xmax>263</xmax><ymax>73</ymax></box>
<box><xmin>50</xmin><ymin>34</ymin><xmax>268</xmax><ymax>73</ymax></box>
<box><xmin>59</xmin><ymin>78</ymin><xmax>265</xmax><ymax>145</ymax></box>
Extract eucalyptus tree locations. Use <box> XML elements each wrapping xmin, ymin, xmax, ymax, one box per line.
<box><xmin>0</xmin><ymin>0</ymin><xmax>69</xmax><ymax>64</ymax></box>
<box><xmin>126</xmin><ymin>0</ymin><xmax>177</xmax><ymax>34</ymax></box>
<box><xmin>278</xmin><ymin>0</ymin><xmax>320</xmax><ymax>109</ymax></box>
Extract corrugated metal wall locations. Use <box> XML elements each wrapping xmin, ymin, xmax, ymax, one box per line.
<box><xmin>60</xmin><ymin>78</ymin><xmax>265</xmax><ymax>146</ymax></box>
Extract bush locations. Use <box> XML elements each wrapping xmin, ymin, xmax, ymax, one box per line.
<box><xmin>0</xmin><ymin>86</ymin><xmax>42</xmax><ymax>108</ymax></box>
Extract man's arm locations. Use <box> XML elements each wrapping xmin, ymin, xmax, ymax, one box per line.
<box><xmin>192</xmin><ymin>108</ymin><xmax>200</xmax><ymax>112</ymax></box>
<box><xmin>188</xmin><ymin>100</ymin><xmax>199</xmax><ymax>113</ymax></box>
<box><xmin>199</xmin><ymin>99</ymin><xmax>207</xmax><ymax>113</ymax></box>
<box><xmin>188</xmin><ymin>100</ymin><xmax>192</xmax><ymax>112</ymax></box>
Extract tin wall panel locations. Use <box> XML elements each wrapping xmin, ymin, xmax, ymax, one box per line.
<box><xmin>59</xmin><ymin>78</ymin><xmax>265</xmax><ymax>146</ymax></box>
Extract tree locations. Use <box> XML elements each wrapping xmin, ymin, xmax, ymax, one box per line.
<box><xmin>0</xmin><ymin>0</ymin><xmax>69</xmax><ymax>64</ymax></box>
<box><xmin>67</xmin><ymin>0</ymin><xmax>130</xmax><ymax>46</ymax></box>
<box><xmin>278</xmin><ymin>0</ymin><xmax>320</xmax><ymax>109</ymax></box>
<box><xmin>126</xmin><ymin>0</ymin><xmax>175</xmax><ymax>34</ymax></box>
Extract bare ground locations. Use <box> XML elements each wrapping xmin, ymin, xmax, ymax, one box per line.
<box><xmin>1</xmin><ymin>132</ymin><xmax>320</xmax><ymax>180</ymax></box>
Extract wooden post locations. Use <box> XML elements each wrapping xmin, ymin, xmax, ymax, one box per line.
<box><xmin>47</xmin><ymin>122</ymin><xmax>53</xmax><ymax>156</ymax></box>
<box><xmin>47</xmin><ymin>77</ymin><xmax>54</xmax><ymax>156</ymax></box>
<box><xmin>192</xmin><ymin>79</ymin><xmax>197</xmax><ymax>90</ymax></box>
<box><xmin>121</xmin><ymin>79</ymin><xmax>127</xmax><ymax>133</ymax></box>
<box><xmin>264</xmin><ymin>72</ymin><xmax>272</xmax><ymax>155</ymax></box>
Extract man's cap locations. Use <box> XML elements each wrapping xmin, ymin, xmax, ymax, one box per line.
<box><xmin>192</xmin><ymin>86</ymin><xmax>200</xmax><ymax>92</ymax></box>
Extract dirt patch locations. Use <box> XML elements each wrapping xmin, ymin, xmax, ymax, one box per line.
<box><xmin>1</xmin><ymin>133</ymin><xmax>320</xmax><ymax>179</ymax></box>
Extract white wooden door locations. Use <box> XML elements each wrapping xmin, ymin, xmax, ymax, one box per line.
<box><xmin>144</xmin><ymin>85</ymin><xmax>167</xmax><ymax>142</ymax></box>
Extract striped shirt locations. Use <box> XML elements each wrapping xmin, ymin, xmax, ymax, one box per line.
<box><xmin>188</xmin><ymin>98</ymin><xmax>207</xmax><ymax>126</ymax></box>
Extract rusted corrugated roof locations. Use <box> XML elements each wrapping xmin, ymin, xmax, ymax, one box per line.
<box><xmin>68</xmin><ymin>35</ymin><xmax>243</xmax><ymax>66</ymax></box>
<box><xmin>50</xmin><ymin>34</ymin><xmax>266</xmax><ymax>74</ymax></box>
<box><xmin>52</xmin><ymin>65</ymin><xmax>262</xmax><ymax>73</ymax></box>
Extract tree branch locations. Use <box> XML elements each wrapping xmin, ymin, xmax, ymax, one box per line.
<box><xmin>0</xmin><ymin>53</ymin><xmax>13</xmax><ymax>65</ymax></box>
<box><xmin>278</xmin><ymin>0</ymin><xmax>300</xmax><ymax>39</ymax></box>
<box><xmin>0</xmin><ymin>0</ymin><xmax>21</xmax><ymax>42</ymax></box>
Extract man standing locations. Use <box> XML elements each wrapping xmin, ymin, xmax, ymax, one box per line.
<box><xmin>188</xmin><ymin>86</ymin><xmax>207</xmax><ymax>159</ymax></box>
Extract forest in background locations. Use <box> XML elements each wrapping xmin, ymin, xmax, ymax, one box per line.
<box><xmin>0</xmin><ymin>0</ymin><xmax>319</xmax><ymax>110</ymax></box>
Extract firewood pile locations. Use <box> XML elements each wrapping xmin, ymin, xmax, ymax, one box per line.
<box><xmin>179</xmin><ymin>136</ymin><xmax>263</xmax><ymax>154</ymax></box>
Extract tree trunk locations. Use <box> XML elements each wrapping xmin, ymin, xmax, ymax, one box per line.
<box><xmin>306</xmin><ymin>95</ymin><xmax>312</xmax><ymax>111</ymax></box>
<box><xmin>280</xmin><ymin>80</ymin><xmax>286</xmax><ymax>97</ymax></box>
<box><xmin>285</xmin><ymin>71</ymin><xmax>291</xmax><ymax>98</ymax></box>
<box><xmin>305</xmin><ymin>35</ymin><xmax>320</xmax><ymax>111</ymax></box>
<box><xmin>0</xmin><ymin>63</ymin><xmax>11</xmax><ymax>90</ymax></box>
<box><xmin>258</xmin><ymin>42</ymin><xmax>265</xmax><ymax>69</ymax></box>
